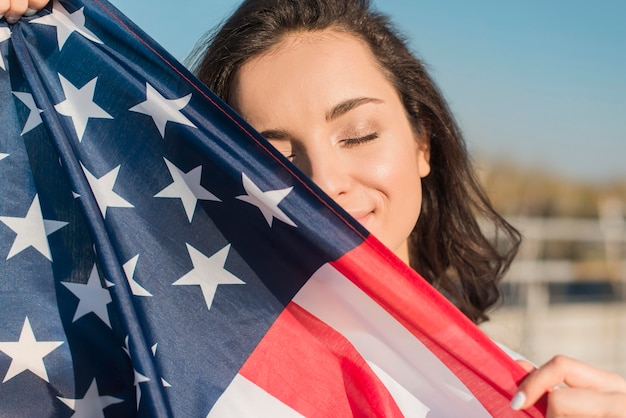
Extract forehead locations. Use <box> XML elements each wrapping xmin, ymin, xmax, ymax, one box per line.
<box><xmin>229</xmin><ymin>30</ymin><xmax>395</xmax><ymax>118</ymax></box>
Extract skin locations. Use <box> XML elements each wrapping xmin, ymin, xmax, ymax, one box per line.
<box><xmin>230</xmin><ymin>30</ymin><xmax>430</xmax><ymax>264</ymax></box>
<box><xmin>0</xmin><ymin>0</ymin><xmax>47</xmax><ymax>22</ymax></box>
<box><xmin>516</xmin><ymin>357</ymin><xmax>626</xmax><ymax>417</ymax></box>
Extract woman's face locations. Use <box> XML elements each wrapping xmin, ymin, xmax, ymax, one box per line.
<box><xmin>230</xmin><ymin>30</ymin><xmax>430</xmax><ymax>264</ymax></box>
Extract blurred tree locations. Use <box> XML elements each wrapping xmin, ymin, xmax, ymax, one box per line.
<box><xmin>478</xmin><ymin>157</ymin><xmax>626</xmax><ymax>218</ymax></box>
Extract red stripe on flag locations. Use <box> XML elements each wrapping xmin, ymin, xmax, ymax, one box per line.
<box><xmin>331</xmin><ymin>235</ymin><xmax>547</xmax><ymax>417</ymax></box>
<box><xmin>240</xmin><ymin>302</ymin><xmax>405</xmax><ymax>417</ymax></box>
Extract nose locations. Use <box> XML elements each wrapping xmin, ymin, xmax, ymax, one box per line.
<box><xmin>300</xmin><ymin>146</ymin><xmax>351</xmax><ymax>200</ymax></box>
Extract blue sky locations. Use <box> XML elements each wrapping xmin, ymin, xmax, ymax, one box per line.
<box><xmin>109</xmin><ymin>0</ymin><xmax>625</xmax><ymax>182</ymax></box>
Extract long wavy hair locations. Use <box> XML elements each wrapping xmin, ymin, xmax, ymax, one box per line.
<box><xmin>188</xmin><ymin>0</ymin><xmax>521</xmax><ymax>323</ymax></box>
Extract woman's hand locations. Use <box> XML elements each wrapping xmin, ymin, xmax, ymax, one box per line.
<box><xmin>1</xmin><ymin>0</ymin><xmax>48</xmax><ymax>24</ymax></box>
<box><xmin>512</xmin><ymin>355</ymin><xmax>626</xmax><ymax>417</ymax></box>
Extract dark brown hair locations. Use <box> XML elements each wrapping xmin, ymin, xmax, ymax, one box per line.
<box><xmin>188</xmin><ymin>0</ymin><xmax>521</xmax><ymax>323</ymax></box>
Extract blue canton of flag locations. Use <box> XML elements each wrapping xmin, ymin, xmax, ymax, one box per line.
<box><xmin>0</xmin><ymin>1</ymin><xmax>547</xmax><ymax>417</ymax></box>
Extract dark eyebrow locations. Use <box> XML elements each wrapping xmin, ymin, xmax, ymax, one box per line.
<box><xmin>325</xmin><ymin>97</ymin><xmax>383</xmax><ymax>122</ymax></box>
<box><xmin>258</xmin><ymin>129</ymin><xmax>289</xmax><ymax>140</ymax></box>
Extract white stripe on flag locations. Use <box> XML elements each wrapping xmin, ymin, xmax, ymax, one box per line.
<box><xmin>293</xmin><ymin>263</ymin><xmax>491</xmax><ymax>418</ymax></box>
<box><xmin>366</xmin><ymin>361</ymin><xmax>430</xmax><ymax>418</ymax></box>
<box><xmin>208</xmin><ymin>374</ymin><xmax>304</xmax><ymax>417</ymax></box>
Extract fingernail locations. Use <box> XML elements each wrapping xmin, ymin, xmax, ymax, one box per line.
<box><xmin>5</xmin><ymin>16</ymin><xmax>19</xmax><ymax>24</ymax></box>
<box><xmin>24</xmin><ymin>8</ymin><xmax>38</xmax><ymax>17</ymax></box>
<box><xmin>510</xmin><ymin>391</ymin><xmax>526</xmax><ymax>410</ymax></box>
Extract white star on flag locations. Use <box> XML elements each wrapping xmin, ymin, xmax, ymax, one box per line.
<box><xmin>0</xmin><ymin>317</ymin><xmax>64</xmax><ymax>383</ymax></box>
<box><xmin>0</xmin><ymin>194</ymin><xmax>68</xmax><ymax>261</ymax></box>
<box><xmin>61</xmin><ymin>264</ymin><xmax>113</xmax><ymax>328</ymax></box>
<box><xmin>58</xmin><ymin>378</ymin><xmax>123</xmax><ymax>418</ymax></box>
<box><xmin>129</xmin><ymin>83</ymin><xmax>196</xmax><ymax>138</ymax></box>
<box><xmin>81</xmin><ymin>163</ymin><xmax>134</xmax><ymax>218</ymax></box>
<box><xmin>236</xmin><ymin>172</ymin><xmax>297</xmax><ymax>227</ymax></box>
<box><xmin>0</xmin><ymin>153</ymin><xmax>8</xmax><ymax>161</ymax></box>
<box><xmin>123</xmin><ymin>254</ymin><xmax>152</xmax><ymax>297</ymax></box>
<box><xmin>121</xmin><ymin>337</ymin><xmax>151</xmax><ymax>410</ymax></box>
<box><xmin>173</xmin><ymin>244</ymin><xmax>245</xmax><ymax>311</ymax></box>
<box><xmin>12</xmin><ymin>91</ymin><xmax>44</xmax><ymax>135</ymax></box>
<box><xmin>154</xmin><ymin>158</ymin><xmax>220</xmax><ymax>222</ymax></box>
<box><xmin>151</xmin><ymin>344</ymin><xmax>171</xmax><ymax>387</ymax></box>
<box><xmin>132</xmin><ymin>367</ymin><xmax>151</xmax><ymax>410</ymax></box>
<box><xmin>0</xmin><ymin>27</ymin><xmax>10</xmax><ymax>71</ymax></box>
<box><xmin>54</xmin><ymin>75</ymin><xmax>113</xmax><ymax>142</ymax></box>
<box><xmin>30</xmin><ymin>1</ymin><xmax>103</xmax><ymax>50</ymax></box>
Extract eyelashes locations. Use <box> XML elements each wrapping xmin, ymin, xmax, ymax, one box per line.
<box><xmin>341</xmin><ymin>132</ymin><xmax>379</xmax><ymax>147</ymax></box>
<box><xmin>269</xmin><ymin>131</ymin><xmax>379</xmax><ymax>162</ymax></box>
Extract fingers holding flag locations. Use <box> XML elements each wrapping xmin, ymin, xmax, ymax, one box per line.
<box><xmin>511</xmin><ymin>355</ymin><xmax>626</xmax><ymax>417</ymax></box>
<box><xmin>0</xmin><ymin>0</ymin><xmax>48</xmax><ymax>23</ymax></box>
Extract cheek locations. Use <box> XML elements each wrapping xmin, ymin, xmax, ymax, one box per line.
<box><xmin>395</xmin><ymin>154</ymin><xmax>425</xmax><ymax>223</ymax></box>
<box><xmin>374</xmin><ymin>168</ymin><xmax>423</xmax><ymax>257</ymax></box>
<box><xmin>373</xmin><ymin>150</ymin><xmax>424</xmax><ymax>224</ymax></box>
<box><xmin>377</xmin><ymin>149</ymin><xmax>424</xmax><ymax>199</ymax></box>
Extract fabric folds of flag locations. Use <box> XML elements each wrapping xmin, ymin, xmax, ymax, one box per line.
<box><xmin>0</xmin><ymin>1</ymin><xmax>545</xmax><ymax>416</ymax></box>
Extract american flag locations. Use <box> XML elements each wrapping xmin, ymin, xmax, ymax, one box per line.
<box><xmin>0</xmin><ymin>0</ymin><xmax>545</xmax><ymax>416</ymax></box>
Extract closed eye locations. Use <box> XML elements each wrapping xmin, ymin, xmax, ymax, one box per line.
<box><xmin>271</xmin><ymin>147</ymin><xmax>295</xmax><ymax>162</ymax></box>
<box><xmin>259</xmin><ymin>130</ymin><xmax>295</xmax><ymax>161</ymax></box>
<box><xmin>341</xmin><ymin>132</ymin><xmax>379</xmax><ymax>147</ymax></box>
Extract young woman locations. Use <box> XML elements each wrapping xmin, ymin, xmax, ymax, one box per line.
<box><xmin>10</xmin><ymin>0</ymin><xmax>626</xmax><ymax>415</ymax></box>
<box><xmin>189</xmin><ymin>1</ymin><xmax>626</xmax><ymax>415</ymax></box>
<box><xmin>192</xmin><ymin>0</ymin><xmax>520</xmax><ymax>326</ymax></box>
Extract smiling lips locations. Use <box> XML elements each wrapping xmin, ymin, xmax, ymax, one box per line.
<box><xmin>348</xmin><ymin>209</ymin><xmax>373</xmax><ymax>229</ymax></box>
